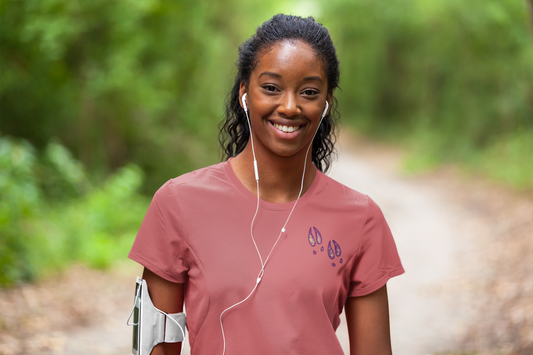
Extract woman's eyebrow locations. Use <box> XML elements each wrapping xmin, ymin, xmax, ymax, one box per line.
<box><xmin>258</xmin><ymin>71</ymin><xmax>282</xmax><ymax>79</ymax></box>
<box><xmin>258</xmin><ymin>72</ymin><xmax>323</xmax><ymax>83</ymax></box>
<box><xmin>303</xmin><ymin>75</ymin><xmax>323</xmax><ymax>83</ymax></box>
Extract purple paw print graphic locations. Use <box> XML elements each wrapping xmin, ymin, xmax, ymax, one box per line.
<box><xmin>308</xmin><ymin>227</ymin><xmax>323</xmax><ymax>254</ymax></box>
<box><xmin>327</xmin><ymin>240</ymin><xmax>343</xmax><ymax>267</ymax></box>
<box><xmin>308</xmin><ymin>226</ymin><xmax>343</xmax><ymax>267</ymax></box>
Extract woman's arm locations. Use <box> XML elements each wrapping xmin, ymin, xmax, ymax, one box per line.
<box><xmin>345</xmin><ymin>285</ymin><xmax>392</xmax><ymax>355</ymax></box>
<box><xmin>142</xmin><ymin>267</ymin><xmax>184</xmax><ymax>355</ymax></box>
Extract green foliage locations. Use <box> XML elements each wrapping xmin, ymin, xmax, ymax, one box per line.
<box><xmin>0</xmin><ymin>137</ymin><xmax>148</xmax><ymax>286</ymax></box>
<box><xmin>476</xmin><ymin>130</ymin><xmax>533</xmax><ymax>190</ymax></box>
<box><xmin>0</xmin><ymin>0</ymin><xmax>302</xmax><ymax>287</ymax></box>
<box><xmin>0</xmin><ymin>0</ymin><xmax>263</xmax><ymax>194</ymax></box>
<box><xmin>325</xmin><ymin>0</ymin><xmax>533</xmax><ymax>139</ymax></box>
<box><xmin>0</xmin><ymin>138</ymin><xmax>40</xmax><ymax>284</ymax></box>
<box><xmin>401</xmin><ymin>128</ymin><xmax>533</xmax><ymax>191</ymax></box>
<box><xmin>322</xmin><ymin>0</ymin><xmax>533</xmax><ymax>188</ymax></box>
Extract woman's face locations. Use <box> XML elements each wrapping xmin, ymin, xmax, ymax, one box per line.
<box><xmin>240</xmin><ymin>40</ymin><xmax>331</xmax><ymax>160</ymax></box>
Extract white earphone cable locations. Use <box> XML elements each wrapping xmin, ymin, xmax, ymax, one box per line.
<box><xmin>260</xmin><ymin>122</ymin><xmax>319</xmax><ymax>268</ymax></box>
<box><xmin>242</xmin><ymin>94</ymin><xmax>265</xmax><ymax>270</ymax></box>
<box><xmin>220</xmin><ymin>96</ymin><xmax>328</xmax><ymax>355</ymax></box>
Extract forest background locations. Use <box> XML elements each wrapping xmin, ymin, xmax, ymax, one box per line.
<box><xmin>1</xmin><ymin>0</ymin><xmax>532</xmax><ymax>292</ymax></box>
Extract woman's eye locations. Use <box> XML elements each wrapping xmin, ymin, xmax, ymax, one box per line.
<box><xmin>302</xmin><ymin>89</ymin><xmax>318</xmax><ymax>96</ymax></box>
<box><xmin>263</xmin><ymin>85</ymin><xmax>277</xmax><ymax>92</ymax></box>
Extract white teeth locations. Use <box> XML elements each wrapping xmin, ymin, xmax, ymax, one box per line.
<box><xmin>273</xmin><ymin>123</ymin><xmax>301</xmax><ymax>133</ymax></box>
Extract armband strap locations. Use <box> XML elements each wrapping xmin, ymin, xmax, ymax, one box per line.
<box><xmin>164</xmin><ymin>312</ymin><xmax>186</xmax><ymax>343</ymax></box>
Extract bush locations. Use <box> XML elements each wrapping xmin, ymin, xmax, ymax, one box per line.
<box><xmin>0</xmin><ymin>137</ymin><xmax>148</xmax><ymax>287</ymax></box>
<box><xmin>0</xmin><ymin>138</ymin><xmax>40</xmax><ymax>284</ymax></box>
<box><xmin>322</xmin><ymin>0</ymin><xmax>533</xmax><ymax>189</ymax></box>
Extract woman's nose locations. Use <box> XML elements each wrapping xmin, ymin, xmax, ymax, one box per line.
<box><xmin>277</xmin><ymin>93</ymin><xmax>301</xmax><ymax>118</ymax></box>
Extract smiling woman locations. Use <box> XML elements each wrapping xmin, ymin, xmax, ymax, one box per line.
<box><xmin>128</xmin><ymin>14</ymin><xmax>404</xmax><ymax>355</ymax></box>
<box><xmin>237</xmin><ymin>40</ymin><xmax>329</xmax><ymax>170</ymax></box>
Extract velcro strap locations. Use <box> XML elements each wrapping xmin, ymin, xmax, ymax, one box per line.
<box><xmin>164</xmin><ymin>312</ymin><xmax>186</xmax><ymax>343</ymax></box>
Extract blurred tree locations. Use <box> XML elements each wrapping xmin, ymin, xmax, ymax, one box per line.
<box><xmin>323</xmin><ymin>0</ymin><xmax>533</xmax><ymax>161</ymax></box>
<box><xmin>0</xmin><ymin>0</ymin><xmax>265</xmax><ymax>193</ymax></box>
<box><xmin>527</xmin><ymin>0</ymin><xmax>533</xmax><ymax>25</ymax></box>
<box><xmin>4</xmin><ymin>0</ymin><xmax>531</xmax><ymax>190</ymax></box>
<box><xmin>0</xmin><ymin>0</ymin><xmax>311</xmax><ymax>286</ymax></box>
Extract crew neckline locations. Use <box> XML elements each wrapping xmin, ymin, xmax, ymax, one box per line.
<box><xmin>223</xmin><ymin>158</ymin><xmax>322</xmax><ymax>211</ymax></box>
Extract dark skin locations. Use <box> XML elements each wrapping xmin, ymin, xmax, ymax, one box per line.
<box><xmin>345</xmin><ymin>285</ymin><xmax>393</xmax><ymax>355</ymax></box>
<box><xmin>234</xmin><ymin>40</ymin><xmax>331</xmax><ymax>203</ymax></box>
<box><xmin>142</xmin><ymin>40</ymin><xmax>393</xmax><ymax>355</ymax></box>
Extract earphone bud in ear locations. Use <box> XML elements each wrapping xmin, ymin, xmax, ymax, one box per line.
<box><xmin>321</xmin><ymin>101</ymin><xmax>329</xmax><ymax>119</ymax></box>
<box><xmin>242</xmin><ymin>93</ymin><xmax>248</xmax><ymax>112</ymax></box>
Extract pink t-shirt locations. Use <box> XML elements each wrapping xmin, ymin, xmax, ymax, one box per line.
<box><xmin>129</xmin><ymin>160</ymin><xmax>404</xmax><ymax>354</ymax></box>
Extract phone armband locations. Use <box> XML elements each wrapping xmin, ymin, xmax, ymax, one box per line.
<box><xmin>127</xmin><ymin>277</ymin><xmax>186</xmax><ymax>355</ymax></box>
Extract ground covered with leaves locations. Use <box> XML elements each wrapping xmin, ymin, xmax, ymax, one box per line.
<box><xmin>0</xmin><ymin>262</ymin><xmax>140</xmax><ymax>355</ymax></box>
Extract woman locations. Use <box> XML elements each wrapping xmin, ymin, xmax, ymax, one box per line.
<box><xmin>129</xmin><ymin>14</ymin><xmax>404</xmax><ymax>355</ymax></box>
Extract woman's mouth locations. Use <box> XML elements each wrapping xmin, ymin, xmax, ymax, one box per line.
<box><xmin>272</xmin><ymin>123</ymin><xmax>302</xmax><ymax>133</ymax></box>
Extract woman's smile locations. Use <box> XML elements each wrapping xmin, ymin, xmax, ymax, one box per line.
<box><xmin>271</xmin><ymin>122</ymin><xmax>303</xmax><ymax>134</ymax></box>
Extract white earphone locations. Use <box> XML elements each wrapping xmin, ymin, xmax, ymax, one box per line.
<box><xmin>321</xmin><ymin>100</ymin><xmax>329</xmax><ymax>118</ymax></box>
<box><xmin>242</xmin><ymin>93</ymin><xmax>248</xmax><ymax>112</ymax></box>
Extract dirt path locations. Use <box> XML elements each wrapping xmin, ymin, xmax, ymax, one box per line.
<box><xmin>329</xmin><ymin>136</ymin><xmax>478</xmax><ymax>354</ymax></box>
<box><xmin>330</xmin><ymin>134</ymin><xmax>533</xmax><ymax>354</ymax></box>
<box><xmin>1</xmin><ymin>133</ymin><xmax>531</xmax><ymax>354</ymax></box>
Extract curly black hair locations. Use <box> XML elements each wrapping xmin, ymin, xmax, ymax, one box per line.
<box><xmin>219</xmin><ymin>14</ymin><xmax>340</xmax><ymax>172</ymax></box>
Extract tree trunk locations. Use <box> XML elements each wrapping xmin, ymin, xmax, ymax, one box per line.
<box><xmin>527</xmin><ymin>0</ymin><xmax>533</xmax><ymax>30</ymax></box>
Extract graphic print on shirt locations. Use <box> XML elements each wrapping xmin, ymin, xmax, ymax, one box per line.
<box><xmin>308</xmin><ymin>226</ymin><xmax>343</xmax><ymax>267</ymax></box>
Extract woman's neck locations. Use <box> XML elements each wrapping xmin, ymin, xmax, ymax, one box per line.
<box><xmin>230</xmin><ymin>143</ymin><xmax>317</xmax><ymax>204</ymax></box>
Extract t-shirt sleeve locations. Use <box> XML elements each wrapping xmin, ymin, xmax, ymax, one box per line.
<box><xmin>348</xmin><ymin>197</ymin><xmax>404</xmax><ymax>297</ymax></box>
<box><xmin>128</xmin><ymin>180</ymin><xmax>188</xmax><ymax>283</ymax></box>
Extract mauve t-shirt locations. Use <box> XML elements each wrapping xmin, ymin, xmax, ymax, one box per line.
<box><xmin>129</xmin><ymin>159</ymin><xmax>404</xmax><ymax>354</ymax></box>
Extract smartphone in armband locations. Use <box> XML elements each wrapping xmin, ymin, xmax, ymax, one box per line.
<box><xmin>131</xmin><ymin>278</ymin><xmax>142</xmax><ymax>355</ymax></box>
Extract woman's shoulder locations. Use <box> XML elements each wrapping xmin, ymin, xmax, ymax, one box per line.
<box><xmin>171</xmin><ymin>161</ymin><xmax>226</xmax><ymax>184</ymax></box>
<box><xmin>316</xmin><ymin>171</ymin><xmax>391</xmax><ymax>222</ymax></box>
<box><xmin>156</xmin><ymin>161</ymin><xmax>229</xmax><ymax>195</ymax></box>
<box><xmin>318</xmin><ymin>171</ymin><xmax>370</xmax><ymax>205</ymax></box>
